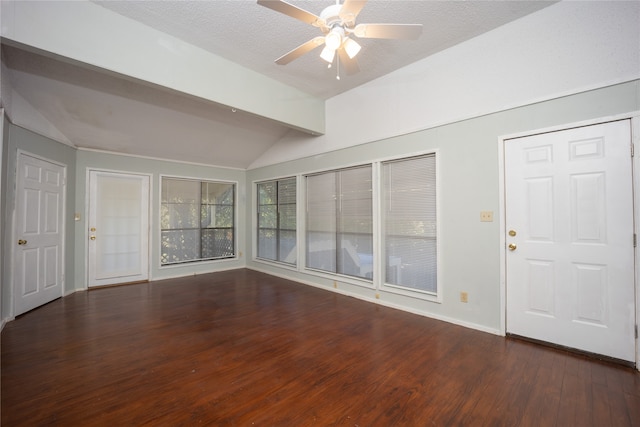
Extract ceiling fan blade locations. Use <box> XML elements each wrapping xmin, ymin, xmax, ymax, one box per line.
<box><xmin>275</xmin><ymin>36</ymin><xmax>325</xmax><ymax>65</ymax></box>
<box><xmin>353</xmin><ymin>23</ymin><xmax>423</xmax><ymax>40</ymax></box>
<box><xmin>339</xmin><ymin>0</ymin><xmax>367</xmax><ymax>24</ymax></box>
<box><xmin>257</xmin><ymin>0</ymin><xmax>324</xmax><ymax>27</ymax></box>
<box><xmin>337</xmin><ymin>48</ymin><xmax>360</xmax><ymax>75</ymax></box>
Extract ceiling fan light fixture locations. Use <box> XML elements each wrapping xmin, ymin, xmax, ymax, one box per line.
<box><xmin>258</xmin><ymin>0</ymin><xmax>424</xmax><ymax>74</ymax></box>
<box><xmin>320</xmin><ymin>45</ymin><xmax>336</xmax><ymax>63</ymax></box>
<box><xmin>343</xmin><ymin>37</ymin><xmax>361</xmax><ymax>59</ymax></box>
<box><xmin>325</xmin><ymin>28</ymin><xmax>343</xmax><ymax>50</ymax></box>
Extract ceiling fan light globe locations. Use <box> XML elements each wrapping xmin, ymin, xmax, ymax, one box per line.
<box><xmin>343</xmin><ymin>38</ymin><xmax>361</xmax><ymax>59</ymax></box>
<box><xmin>325</xmin><ymin>30</ymin><xmax>342</xmax><ymax>50</ymax></box>
<box><xmin>320</xmin><ymin>46</ymin><xmax>336</xmax><ymax>63</ymax></box>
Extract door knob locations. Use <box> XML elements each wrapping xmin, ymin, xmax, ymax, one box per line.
<box><xmin>18</xmin><ymin>239</ymin><xmax>27</xmax><ymax>245</ymax></box>
<box><xmin>508</xmin><ymin>243</ymin><xmax>517</xmax><ymax>251</ymax></box>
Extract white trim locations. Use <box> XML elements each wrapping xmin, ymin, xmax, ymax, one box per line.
<box><xmin>371</xmin><ymin>148</ymin><xmax>443</xmax><ymax>165</ymax></box>
<box><xmin>78</xmin><ymin>147</ymin><xmax>245</xmax><ymax>171</ymax></box>
<box><xmin>159</xmin><ymin>257</ymin><xmax>239</xmax><ymax>270</ymax></box>
<box><xmin>296</xmin><ymin>173</ymin><xmax>305</xmax><ymax>274</ymax></box>
<box><xmin>498</xmin><ymin>127</ymin><xmax>507</xmax><ymax>337</ymax></box>
<box><xmin>500</xmin><ymin>111</ymin><xmax>640</xmax><ymax>142</ymax></box>
<box><xmin>632</xmin><ymin>115</ymin><xmax>640</xmax><ymax>371</ymax></box>
<box><xmin>251</xmin><ymin>179</ymin><xmax>258</xmax><ymax>262</ymax></box>
<box><xmin>253</xmin><ymin>173</ymin><xmax>299</xmax><ymax>184</ymax></box>
<box><xmin>247</xmin><ymin>265</ymin><xmax>501</xmax><ymax>336</ymax></box>
<box><xmin>1</xmin><ymin>317</ymin><xmax>15</xmax><ymax>331</ymax></box>
<box><xmin>302</xmin><ymin>160</ymin><xmax>374</xmax><ymax>178</ymax></box>
<box><xmin>86</xmin><ymin>168</ymin><xmax>152</xmax><ymax>288</ymax></box>
<box><xmin>303</xmin><ymin>267</ymin><xmax>376</xmax><ymax>290</ymax></box>
<box><xmin>498</xmin><ymin>111</ymin><xmax>640</xmax><ymax>369</ymax></box>
<box><xmin>158</xmin><ymin>173</ymin><xmax>240</xmax><ymax>186</ymax></box>
<box><xmin>150</xmin><ymin>265</ymin><xmax>243</xmax><ymax>282</ymax></box>
<box><xmin>15</xmin><ymin>150</ymin><xmax>67</xmax><ymax>173</ymax></box>
<box><xmin>252</xmin><ymin>257</ymin><xmax>299</xmax><ymax>272</ymax></box>
<box><xmin>64</xmin><ymin>288</ymin><xmax>79</xmax><ymax>297</ymax></box>
<box><xmin>377</xmin><ymin>150</ymin><xmax>443</xmax><ymax>303</ymax></box>
<box><xmin>252</xmin><ymin>175</ymin><xmax>299</xmax><ymax>267</ymax></box>
<box><xmin>372</xmin><ymin>161</ymin><xmax>382</xmax><ymax>295</ymax></box>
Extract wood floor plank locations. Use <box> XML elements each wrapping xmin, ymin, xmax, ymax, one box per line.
<box><xmin>625</xmin><ymin>392</ymin><xmax>640</xmax><ymax>426</ymax></box>
<box><xmin>2</xmin><ymin>269</ymin><xmax>639</xmax><ymax>426</ymax></box>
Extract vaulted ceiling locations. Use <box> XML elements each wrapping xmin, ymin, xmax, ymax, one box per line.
<box><xmin>1</xmin><ymin>0</ymin><xmax>555</xmax><ymax>169</ymax></box>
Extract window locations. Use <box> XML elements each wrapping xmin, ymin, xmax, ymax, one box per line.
<box><xmin>306</xmin><ymin>165</ymin><xmax>373</xmax><ymax>280</ymax></box>
<box><xmin>161</xmin><ymin>177</ymin><xmax>235</xmax><ymax>265</ymax></box>
<box><xmin>382</xmin><ymin>154</ymin><xmax>437</xmax><ymax>293</ymax></box>
<box><xmin>257</xmin><ymin>177</ymin><xmax>297</xmax><ymax>265</ymax></box>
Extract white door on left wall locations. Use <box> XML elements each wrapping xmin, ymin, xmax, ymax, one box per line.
<box><xmin>14</xmin><ymin>152</ymin><xmax>65</xmax><ymax>316</ymax></box>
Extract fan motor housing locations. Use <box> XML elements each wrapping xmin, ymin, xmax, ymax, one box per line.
<box><xmin>320</xmin><ymin>4</ymin><xmax>354</xmax><ymax>31</ymax></box>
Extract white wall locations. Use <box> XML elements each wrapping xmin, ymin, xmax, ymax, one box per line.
<box><xmin>251</xmin><ymin>1</ymin><xmax>640</xmax><ymax>169</ymax></box>
<box><xmin>246</xmin><ymin>80</ymin><xmax>639</xmax><ymax>335</ymax></box>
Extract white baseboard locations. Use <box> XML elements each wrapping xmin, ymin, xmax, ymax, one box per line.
<box><xmin>247</xmin><ymin>265</ymin><xmax>502</xmax><ymax>337</ymax></box>
<box><xmin>1</xmin><ymin>316</ymin><xmax>15</xmax><ymax>331</ymax></box>
<box><xmin>64</xmin><ymin>288</ymin><xmax>80</xmax><ymax>296</ymax></box>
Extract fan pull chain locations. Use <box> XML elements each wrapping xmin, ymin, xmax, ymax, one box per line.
<box><xmin>336</xmin><ymin>54</ymin><xmax>341</xmax><ymax>80</ymax></box>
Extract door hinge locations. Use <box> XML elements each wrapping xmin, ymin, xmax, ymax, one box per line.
<box><xmin>634</xmin><ymin>234</ymin><xmax>637</xmax><ymax>248</ymax></box>
<box><xmin>632</xmin><ymin>143</ymin><xmax>635</xmax><ymax>157</ymax></box>
<box><xmin>636</xmin><ymin>324</ymin><xmax>638</xmax><ymax>339</ymax></box>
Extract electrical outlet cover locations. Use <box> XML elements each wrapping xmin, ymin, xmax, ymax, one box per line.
<box><xmin>480</xmin><ymin>211</ymin><xmax>493</xmax><ymax>222</ymax></box>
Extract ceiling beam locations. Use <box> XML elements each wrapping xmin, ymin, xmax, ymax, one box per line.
<box><xmin>0</xmin><ymin>0</ymin><xmax>325</xmax><ymax>135</ymax></box>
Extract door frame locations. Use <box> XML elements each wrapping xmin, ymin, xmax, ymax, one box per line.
<box><xmin>498</xmin><ymin>112</ymin><xmax>640</xmax><ymax>369</ymax></box>
<box><xmin>11</xmin><ymin>150</ymin><xmax>67</xmax><ymax>319</ymax></box>
<box><xmin>84</xmin><ymin>168</ymin><xmax>152</xmax><ymax>288</ymax></box>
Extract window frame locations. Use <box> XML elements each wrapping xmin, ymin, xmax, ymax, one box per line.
<box><xmin>253</xmin><ymin>150</ymin><xmax>440</xmax><ymax>302</ymax></box>
<box><xmin>304</xmin><ymin>164</ymin><xmax>375</xmax><ymax>285</ymax></box>
<box><xmin>376</xmin><ymin>150</ymin><xmax>441</xmax><ymax>302</ymax></box>
<box><xmin>255</xmin><ymin>176</ymin><xmax>298</xmax><ymax>267</ymax></box>
<box><xmin>159</xmin><ymin>175</ymin><xmax>237</xmax><ymax>267</ymax></box>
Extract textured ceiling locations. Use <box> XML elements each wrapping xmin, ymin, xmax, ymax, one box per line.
<box><xmin>92</xmin><ymin>0</ymin><xmax>556</xmax><ymax>99</ymax></box>
<box><xmin>2</xmin><ymin>0</ymin><xmax>556</xmax><ymax>168</ymax></box>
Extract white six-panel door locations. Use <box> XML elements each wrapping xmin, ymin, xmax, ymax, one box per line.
<box><xmin>88</xmin><ymin>170</ymin><xmax>150</xmax><ymax>287</ymax></box>
<box><xmin>505</xmin><ymin>120</ymin><xmax>635</xmax><ymax>362</ymax></box>
<box><xmin>14</xmin><ymin>152</ymin><xmax>65</xmax><ymax>316</ymax></box>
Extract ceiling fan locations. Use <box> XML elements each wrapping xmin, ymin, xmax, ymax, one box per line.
<box><xmin>257</xmin><ymin>0</ymin><xmax>423</xmax><ymax>76</ymax></box>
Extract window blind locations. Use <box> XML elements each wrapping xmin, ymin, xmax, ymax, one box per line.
<box><xmin>382</xmin><ymin>155</ymin><xmax>437</xmax><ymax>293</ymax></box>
<box><xmin>306</xmin><ymin>165</ymin><xmax>373</xmax><ymax>279</ymax></box>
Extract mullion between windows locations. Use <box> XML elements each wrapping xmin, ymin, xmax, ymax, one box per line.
<box><xmin>276</xmin><ymin>181</ymin><xmax>281</xmax><ymax>262</ymax></box>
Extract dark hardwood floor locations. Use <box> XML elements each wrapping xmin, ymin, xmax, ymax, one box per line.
<box><xmin>2</xmin><ymin>269</ymin><xmax>639</xmax><ymax>426</ymax></box>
